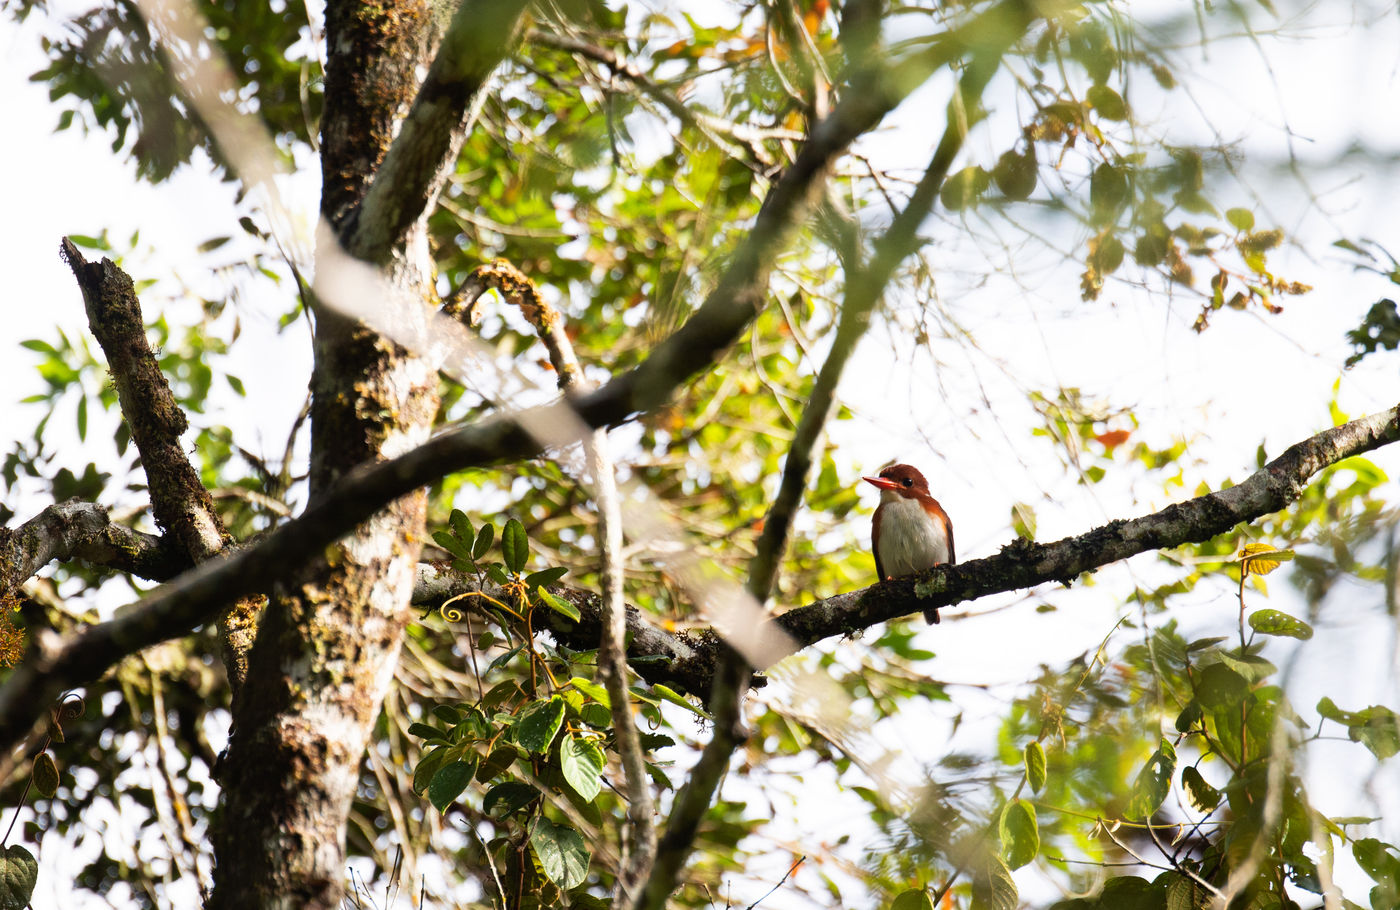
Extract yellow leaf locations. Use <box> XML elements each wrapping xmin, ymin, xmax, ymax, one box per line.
<box><xmin>1239</xmin><ymin>542</ymin><xmax>1294</xmax><ymax>577</ymax></box>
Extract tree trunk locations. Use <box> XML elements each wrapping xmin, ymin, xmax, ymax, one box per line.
<box><xmin>207</xmin><ymin>1</ymin><xmax>440</xmax><ymax>906</ymax></box>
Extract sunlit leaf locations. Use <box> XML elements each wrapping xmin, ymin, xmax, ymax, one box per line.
<box><xmin>1248</xmin><ymin>609</ymin><xmax>1313</xmax><ymax>640</ymax></box>
<box><xmin>515</xmin><ymin>696</ymin><xmax>565</xmax><ymax>753</ymax></box>
<box><xmin>1126</xmin><ymin>740</ymin><xmax>1177</xmax><ymax>819</ymax></box>
<box><xmin>560</xmin><ymin>734</ymin><xmax>605</xmax><ymax>802</ymax></box>
<box><xmin>1024</xmin><ymin>741</ymin><xmax>1046</xmax><ymax>793</ymax></box>
<box><xmin>531</xmin><ymin>816</ymin><xmax>590</xmax><ymax>889</ymax></box>
<box><xmin>890</xmin><ymin>889</ymin><xmax>935</xmax><ymax>910</ymax></box>
<box><xmin>32</xmin><ymin>752</ymin><xmax>59</xmax><ymax>798</ymax></box>
<box><xmin>1180</xmin><ymin>765</ymin><xmax>1220</xmax><ymax>812</ymax></box>
<box><xmin>1239</xmin><ymin>543</ymin><xmax>1294</xmax><ymax>577</ymax></box>
<box><xmin>970</xmin><ymin>852</ymin><xmax>1017</xmax><ymax>910</ymax></box>
<box><xmin>0</xmin><ymin>844</ymin><xmax>38</xmax><ymax>910</ymax></box>
<box><xmin>537</xmin><ymin>586</ymin><xmax>580</xmax><ymax>622</ymax></box>
<box><xmin>999</xmin><ymin>799</ymin><xmax>1039</xmax><ymax>869</ymax></box>
<box><xmin>568</xmin><ymin>677</ymin><xmax>611</xmax><ymax>709</ymax></box>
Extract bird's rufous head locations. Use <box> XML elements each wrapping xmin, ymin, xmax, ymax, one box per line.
<box><xmin>862</xmin><ymin>463</ymin><xmax>930</xmax><ymax>498</ymax></box>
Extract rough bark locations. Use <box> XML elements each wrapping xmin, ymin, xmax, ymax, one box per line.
<box><xmin>207</xmin><ymin>0</ymin><xmax>443</xmax><ymax>905</ymax></box>
<box><xmin>60</xmin><ymin>238</ymin><xmax>264</xmax><ymax>692</ymax></box>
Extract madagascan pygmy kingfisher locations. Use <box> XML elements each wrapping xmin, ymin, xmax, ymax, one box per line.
<box><xmin>863</xmin><ymin>463</ymin><xmax>954</xmax><ymax>624</ymax></box>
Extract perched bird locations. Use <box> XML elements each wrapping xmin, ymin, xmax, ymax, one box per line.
<box><xmin>863</xmin><ymin>463</ymin><xmax>955</xmax><ymax>624</ymax></box>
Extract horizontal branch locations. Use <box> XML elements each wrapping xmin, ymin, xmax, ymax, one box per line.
<box><xmin>0</xmin><ymin>501</ymin><xmax>113</xmax><ymax>600</ymax></box>
<box><xmin>773</xmin><ymin>404</ymin><xmax>1400</xmax><ymax>650</ymax></box>
<box><xmin>413</xmin><ymin>565</ymin><xmax>726</xmax><ymax>697</ymax></box>
<box><xmin>5</xmin><ymin>402</ymin><xmax>1396</xmax><ymax>724</ymax></box>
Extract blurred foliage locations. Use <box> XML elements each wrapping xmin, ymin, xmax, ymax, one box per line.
<box><xmin>3</xmin><ymin>0</ymin><xmax>1397</xmax><ymax>908</ymax></box>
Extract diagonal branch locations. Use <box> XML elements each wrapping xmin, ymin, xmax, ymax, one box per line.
<box><xmin>776</xmin><ymin>403</ymin><xmax>1400</xmax><ymax>649</ymax></box>
<box><xmin>347</xmin><ymin>0</ymin><xmax>529</xmax><ymax>261</ymax></box>
<box><xmin>0</xmin><ymin>6</ymin><xmax>1041</xmax><ymax>757</ymax></box>
<box><xmin>60</xmin><ymin>238</ymin><xmax>263</xmax><ymax>693</ymax></box>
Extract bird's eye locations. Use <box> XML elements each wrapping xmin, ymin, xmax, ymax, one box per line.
<box><xmin>901</xmin><ymin>477</ymin><xmax>913</xmax><ymax>487</ymax></box>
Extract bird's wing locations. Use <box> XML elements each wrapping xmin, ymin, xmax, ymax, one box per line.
<box><xmin>872</xmin><ymin>508</ymin><xmax>885</xmax><ymax>580</ymax></box>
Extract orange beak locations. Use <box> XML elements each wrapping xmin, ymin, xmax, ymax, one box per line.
<box><xmin>862</xmin><ymin>475</ymin><xmax>899</xmax><ymax>491</ymax></box>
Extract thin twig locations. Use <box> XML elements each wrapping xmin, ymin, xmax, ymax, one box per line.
<box><xmin>744</xmin><ymin>855</ymin><xmax>806</xmax><ymax>910</ymax></box>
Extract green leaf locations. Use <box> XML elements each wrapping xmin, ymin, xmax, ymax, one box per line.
<box><xmin>1126</xmin><ymin>739</ymin><xmax>1177</xmax><ymax>819</ymax></box>
<box><xmin>502</xmin><ymin>518</ymin><xmax>529</xmax><ymax>574</ymax></box>
<box><xmin>412</xmin><ymin>746</ymin><xmax>449</xmax><ymax>794</ymax></box>
<box><xmin>432</xmin><ymin>530</ymin><xmax>471</xmax><ymax>561</ymax></box>
<box><xmin>32</xmin><ymin>752</ymin><xmax>59</xmax><ymax>798</ymax></box>
<box><xmin>1318</xmin><ymin>698</ymin><xmax>1400</xmax><ymax>759</ymax></box>
<box><xmin>0</xmin><ymin>844</ymin><xmax>38</xmax><ymax>910</ymax></box>
<box><xmin>406</xmin><ymin>722</ymin><xmax>449</xmax><ymax>742</ymax></box>
<box><xmin>538</xmin><ymin>587</ymin><xmax>580</xmax><ymax>622</ymax></box>
<box><xmin>531</xmin><ymin>816</ymin><xmax>591</xmax><ymax>889</ymax></box>
<box><xmin>1248</xmin><ymin>609</ymin><xmax>1313</xmax><ymax>640</ymax></box>
<box><xmin>939</xmin><ymin>165</ymin><xmax>990</xmax><ymax>211</ymax></box>
<box><xmin>1011</xmin><ymin>502</ymin><xmax>1037</xmax><ymax>541</ymax></box>
<box><xmin>1174</xmin><ymin>700</ymin><xmax>1203</xmax><ymax>733</ymax></box>
<box><xmin>428</xmin><ymin>758</ymin><xmax>478</xmax><ymax>813</ymax></box>
<box><xmin>1180</xmin><ymin>765</ymin><xmax>1220</xmax><ymax>812</ymax></box>
<box><xmin>970</xmin><ymin>852</ymin><xmax>1017</xmax><ymax>910</ymax></box>
<box><xmin>1087</xmin><ymin>84</ymin><xmax>1127</xmax><ymax>120</ymax></box>
<box><xmin>560</xmin><ymin>734</ymin><xmax>606</xmax><ymax>802</ymax></box>
<box><xmin>473</xmin><ymin>522</ymin><xmax>495</xmax><ymax>560</ymax></box>
<box><xmin>652</xmin><ymin>683</ymin><xmax>711</xmax><ymax>720</ymax></box>
<box><xmin>1090</xmin><ymin>162</ymin><xmax>1128</xmax><ymax>225</ymax></box>
<box><xmin>1098</xmin><ymin>876</ymin><xmax>1162</xmax><ymax>908</ymax></box>
<box><xmin>76</xmin><ymin>395</ymin><xmax>87</xmax><ymax>442</ymax></box>
<box><xmin>568</xmin><ymin>677</ymin><xmax>611</xmax><ymax>709</ymax></box>
<box><xmin>1024</xmin><ymin>741</ymin><xmax>1046</xmax><ymax>793</ymax></box>
<box><xmin>20</xmin><ymin>339</ymin><xmax>58</xmax><ymax>355</ymax></box>
<box><xmin>1226</xmin><ymin>207</ymin><xmax>1255</xmax><ymax>232</ymax></box>
<box><xmin>1194</xmin><ymin>663</ymin><xmax>1248</xmax><ymax>707</ymax></box>
<box><xmin>1215</xmin><ymin>651</ymin><xmax>1276</xmax><ymax>683</ymax></box>
<box><xmin>890</xmin><ymin>889</ymin><xmax>935</xmax><ymax>910</ymax></box>
<box><xmin>484</xmin><ymin>780</ymin><xmax>538</xmax><ymax>816</ymax></box>
<box><xmin>999</xmin><ymin>799</ymin><xmax>1039</xmax><ymax>870</ymax></box>
<box><xmin>515</xmin><ymin>696</ymin><xmax>566</xmax><ymax>753</ymax></box>
<box><xmin>1164</xmin><ymin>870</ymin><xmax>1211</xmax><ymax>910</ymax></box>
<box><xmin>526</xmin><ymin>566</ymin><xmax>569</xmax><ymax>588</ymax></box>
<box><xmin>449</xmin><ymin>509</ymin><xmax>475</xmax><ymax>549</ymax></box>
<box><xmin>431</xmin><ymin>704</ymin><xmax>462</xmax><ymax>726</ymax></box>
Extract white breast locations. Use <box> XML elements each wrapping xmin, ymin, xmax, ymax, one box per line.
<box><xmin>877</xmin><ymin>496</ymin><xmax>951</xmax><ymax>576</ymax></box>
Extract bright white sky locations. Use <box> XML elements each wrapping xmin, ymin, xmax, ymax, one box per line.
<box><xmin>3</xmin><ymin>1</ymin><xmax>1400</xmax><ymax>908</ymax></box>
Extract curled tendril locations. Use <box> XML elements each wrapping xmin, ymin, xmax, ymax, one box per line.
<box><xmin>56</xmin><ymin>692</ymin><xmax>85</xmax><ymax>723</ymax></box>
<box><xmin>440</xmin><ymin>594</ymin><xmax>468</xmax><ymax>624</ymax></box>
<box><xmin>438</xmin><ymin>591</ymin><xmax>523</xmax><ymax>625</ymax></box>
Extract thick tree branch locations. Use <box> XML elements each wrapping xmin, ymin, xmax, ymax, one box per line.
<box><xmin>0</xmin><ymin>4</ymin><xmax>1060</xmax><ymax>756</ymax></box>
<box><xmin>412</xmin><ymin>564</ymin><xmax>726</xmax><ymax>696</ymax></box>
<box><xmin>1</xmin><ymin>404</ymin><xmax>1395</xmax><ymax>759</ymax></box>
<box><xmin>0</xmin><ymin>501</ymin><xmax>112</xmax><ymax>599</ymax></box>
<box><xmin>347</xmin><ymin>0</ymin><xmax>528</xmax><ymax>262</ymax></box>
<box><xmin>774</xmin><ymin>404</ymin><xmax>1400</xmax><ymax>647</ymax></box>
<box><xmin>60</xmin><ymin>238</ymin><xmax>263</xmax><ymax>692</ymax></box>
<box><xmin>60</xmin><ymin>240</ymin><xmax>225</xmax><ymax>562</ymax></box>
